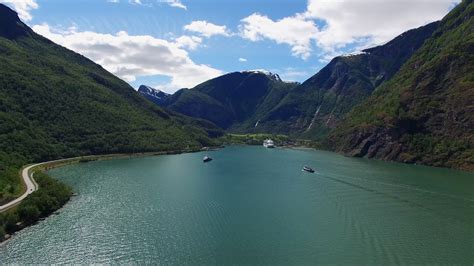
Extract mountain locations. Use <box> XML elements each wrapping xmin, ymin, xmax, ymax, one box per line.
<box><xmin>150</xmin><ymin>70</ymin><xmax>298</xmax><ymax>129</ymax></box>
<box><xmin>150</xmin><ymin>19</ymin><xmax>439</xmax><ymax>140</ymax></box>
<box><xmin>137</xmin><ymin>85</ymin><xmax>170</xmax><ymax>106</ymax></box>
<box><xmin>328</xmin><ymin>0</ymin><xmax>474</xmax><ymax>170</ymax></box>
<box><xmin>255</xmin><ymin>21</ymin><xmax>440</xmax><ymax>139</ymax></box>
<box><xmin>0</xmin><ymin>3</ymin><xmax>221</xmax><ymax>203</ymax></box>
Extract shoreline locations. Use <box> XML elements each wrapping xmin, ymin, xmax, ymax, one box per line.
<box><xmin>0</xmin><ymin>146</ymin><xmax>216</xmax><ymax>244</ymax></box>
<box><xmin>3</xmin><ymin>143</ymin><xmax>468</xmax><ymax>245</ymax></box>
<box><xmin>1</xmin><ymin>148</ymin><xmax>205</xmax><ymax>212</ymax></box>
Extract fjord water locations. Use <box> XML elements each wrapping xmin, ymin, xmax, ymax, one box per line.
<box><xmin>1</xmin><ymin>146</ymin><xmax>473</xmax><ymax>264</ymax></box>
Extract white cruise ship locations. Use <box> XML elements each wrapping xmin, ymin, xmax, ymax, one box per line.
<box><xmin>263</xmin><ymin>139</ymin><xmax>275</xmax><ymax>148</ymax></box>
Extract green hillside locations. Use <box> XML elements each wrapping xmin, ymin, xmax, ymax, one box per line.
<box><xmin>257</xmin><ymin>21</ymin><xmax>439</xmax><ymax>139</ymax></box>
<box><xmin>157</xmin><ymin>71</ymin><xmax>297</xmax><ymax>129</ymax></box>
<box><xmin>149</xmin><ymin>20</ymin><xmax>440</xmax><ymax>142</ymax></box>
<box><xmin>328</xmin><ymin>0</ymin><xmax>474</xmax><ymax>170</ymax></box>
<box><xmin>0</xmin><ymin>4</ymin><xmax>221</xmax><ymax>203</ymax></box>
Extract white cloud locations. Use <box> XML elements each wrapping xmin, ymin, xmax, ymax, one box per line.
<box><xmin>32</xmin><ymin>24</ymin><xmax>222</xmax><ymax>91</ymax></box>
<box><xmin>174</xmin><ymin>35</ymin><xmax>202</xmax><ymax>50</ymax></box>
<box><xmin>184</xmin><ymin>20</ymin><xmax>230</xmax><ymax>38</ymax></box>
<box><xmin>239</xmin><ymin>13</ymin><xmax>318</xmax><ymax>60</ymax></box>
<box><xmin>306</xmin><ymin>0</ymin><xmax>460</xmax><ymax>53</ymax></box>
<box><xmin>238</xmin><ymin>58</ymin><xmax>247</xmax><ymax>62</ymax></box>
<box><xmin>161</xmin><ymin>0</ymin><xmax>186</xmax><ymax>10</ymax></box>
<box><xmin>0</xmin><ymin>0</ymin><xmax>38</xmax><ymax>21</ymax></box>
<box><xmin>238</xmin><ymin>0</ymin><xmax>459</xmax><ymax>60</ymax></box>
<box><xmin>112</xmin><ymin>0</ymin><xmax>186</xmax><ymax>9</ymax></box>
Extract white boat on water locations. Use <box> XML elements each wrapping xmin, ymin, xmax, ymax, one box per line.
<box><xmin>263</xmin><ymin>139</ymin><xmax>275</xmax><ymax>148</ymax></box>
<box><xmin>203</xmin><ymin>156</ymin><xmax>213</xmax><ymax>162</ymax></box>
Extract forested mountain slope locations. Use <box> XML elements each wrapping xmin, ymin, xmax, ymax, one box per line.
<box><xmin>256</xmin><ymin>21</ymin><xmax>439</xmax><ymax>139</ymax></box>
<box><xmin>146</xmin><ymin>71</ymin><xmax>297</xmax><ymax>129</ymax></box>
<box><xmin>149</xmin><ymin>20</ymin><xmax>440</xmax><ymax>141</ymax></box>
<box><xmin>0</xmin><ymin>3</ymin><xmax>220</xmax><ymax>202</ymax></box>
<box><xmin>328</xmin><ymin>0</ymin><xmax>474</xmax><ymax>170</ymax></box>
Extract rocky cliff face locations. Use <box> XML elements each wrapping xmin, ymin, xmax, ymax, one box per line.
<box><xmin>329</xmin><ymin>0</ymin><xmax>474</xmax><ymax>170</ymax></box>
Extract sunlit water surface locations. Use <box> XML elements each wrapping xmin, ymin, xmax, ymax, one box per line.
<box><xmin>1</xmin><ymin>146</ymin><xmax>473</xmax><ymax>264</ymax></box>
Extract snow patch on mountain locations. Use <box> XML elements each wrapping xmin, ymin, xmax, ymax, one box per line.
<box><xmin>138</xmin><ymin>85</ymin><xmax>170</xmax><ymax>105</ymax></box>
<box><xmin>241</xmin><ymin>70</ymin><xmax>283</xmax><ymax>82</ymax></box>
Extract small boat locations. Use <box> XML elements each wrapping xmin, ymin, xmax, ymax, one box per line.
<box><xmin>203</xmin><ymin>156</ymin><xmax>213</xmax><ymax>162</ymax></box>
<box><xmin>302</xmin><ymin>166</ymin><xmax>315</xmax><ymax>173</ymax></box>
<box><xmin>263</xmin><ymin>139</ymin><xmax>275</xmax><ymax>148</ymax></box>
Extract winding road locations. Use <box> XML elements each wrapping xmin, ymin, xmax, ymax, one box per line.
<box><xmin>0</xmin><ymin>152</ymin><xmax>173</xmax><ymax>213</ymax></box>
<box><xmin>0</xmin><ymin>163</ymin><xmax>41</xmax><ymax>212</ymax></box>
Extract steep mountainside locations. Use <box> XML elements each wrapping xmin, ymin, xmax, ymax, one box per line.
<box><xmin>328</xmin><ymin>0</ymin><xmax>474</xmax><ymax>170</ymax></box>
<box><xmin>152</xmin><ymin>71</ymin><xmax>297</xmax><ymax>129</ymax></box>
<box><xmin>0</xmin><ymin>4</ymin><xmax>221</xmax><ymax>202</ymax></box>
<box><xmin>256</xmin><ymin>21</ymin><xmax>440</xmax><ymax>139</ymax></box>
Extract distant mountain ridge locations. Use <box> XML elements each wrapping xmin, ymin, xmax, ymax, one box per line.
<box><xmin>140</xmin><ymin>71</ymin><xmax>298</xmax><ymax>129</ymax></box>
<box><xmin>146</xmin><ymin>20</ymin><xmax>439</xmax><ymax>137</ymax></box>
<box><xmin>138</xmin><ymin>1</ymin><xmax>473</xmax><ymax>170</ymax></box>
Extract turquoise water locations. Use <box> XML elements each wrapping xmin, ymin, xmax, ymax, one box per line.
<box><xmin>1</xmin><ymin>146</ymin><xmax>473</xmax><ymax>264</ymax></box>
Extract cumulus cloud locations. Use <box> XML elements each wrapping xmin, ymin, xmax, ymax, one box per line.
<box><xmin>306</xmin><ymin>0</ymin><xmax>460</xmax><ymax>53</ymax></box>
<box><xmin>184</xmin><ymin>20</ymin><xmax>230</xmax><ymax>38</ymax></box>
<box><xmin>32</xmin><ymin>24</ymin><xmax>222</xmax><ymax>91</ymax></box>
<box><xmin>238</xmin><ymin>58</ymin><xmax>247</xmax><ymax>62</ymax></box>
<box><xmin>174</xmin><ymin>35</ymin><xmax>202</xmax><ymax>50</ymax></box>
<box><xmin>239</xmin><ymin>13</ymin><xmax>318</xmax><ymax>60</ymax></box>
<box><xmin>239</xmin><ymin>0</ymin><xmax>459</xmax><ymax>59</ymax></box>
<box><xmin>0</xmin><ymin>0</ymin><xmax>38</xmax><ymax>21</ymax></box>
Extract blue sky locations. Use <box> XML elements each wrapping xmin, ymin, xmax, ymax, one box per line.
<box><xmin>1</xmin><ymin>0</ymin><xmax>460</xmax><ymax>93</ymax></box>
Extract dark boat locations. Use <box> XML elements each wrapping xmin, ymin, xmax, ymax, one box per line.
<box><xmin>302</xmin><ymin>166</ymin><xmax>315</xmax><ymax>173</ymax></box>
<box><xmin>203</xmin><ymin>156</ymin><xmax>213</xmax><ymax>162</ymax></box>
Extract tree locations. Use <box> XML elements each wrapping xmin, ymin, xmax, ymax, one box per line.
<box><xmin>18</xmin><ymin>204</ymin><xmax>41</xmax><ymax>225</ymax></box>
